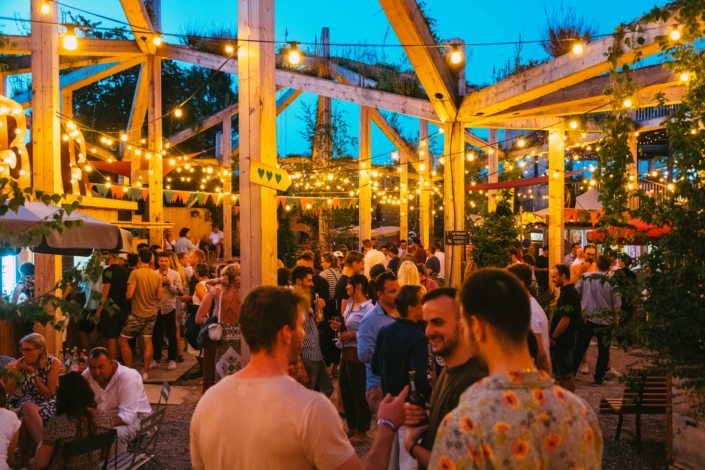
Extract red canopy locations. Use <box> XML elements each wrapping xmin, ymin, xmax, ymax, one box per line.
<box><xmin>465</xmin><ymin>169</ymin><xmax>587</xmax><ymax>191</ymax></box>
<box><xmin>90</xmin><ymin>152</ymin><xmax>202</xmax><ymax>178</ymax></box>
<box><xmin>586</xmin><ymin>219</ymin><xmax>670</xmax><ymax>245</ymax></box>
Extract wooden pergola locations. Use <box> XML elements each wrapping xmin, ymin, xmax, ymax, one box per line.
<box><xmin>1</xmin><ymin>0</ymin><xmax>685</xmax><ymax>352</ymax></box>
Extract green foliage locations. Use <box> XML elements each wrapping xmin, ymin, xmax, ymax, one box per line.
<box><xmin>277</xmin><ymin>210</ymin><xmax>300</xmax><ymax>268</ymax></box>
<box><xmin>539</xmin><ymin>4</ymin><xmax>598</xmax><ymax>58</ymax></box>
<box><xmin>297</xmin><ymin>102</ymin><xmax>358</xmax><ymax>163</ymax></box>
<box><xmin>472</xmin><ymin>201</ymin><xmax>519</xmax><ymax>268</ymax></box>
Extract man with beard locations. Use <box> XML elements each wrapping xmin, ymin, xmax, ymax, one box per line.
<box><xmin>403</xmin><ymin>288</ymin><xmax>487</xmax><ymax>469</ymax></box>
<box><xmin>191</xmin><ymin>286</ymin><xmax>409</xmax><ymax>470</ymax></box>
<box><xmin>426</xmin><ymin>269</ymin><xmax>602</xmax><ymax>469</ymax></box>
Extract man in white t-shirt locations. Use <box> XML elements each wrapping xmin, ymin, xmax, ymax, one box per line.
<box><xmin>190</xmin><ymin>286</ymin><xmax>407</xmax><ymax>470</ymax></box>
<box><xmin>209</xmin><ymin>224</ymin><xmax>224</xmax><ymax>260</ymax></box>
<box><xmin>0</xmin><ymin>388</ymin><xmax>20</xmax><ymax>470</ymax></box>
<box><xmin>433</xmin><ymin>244</ymin><xmax>445</xmax><ymax>281</ymax></box>
<box><xmin>507</xmin><ymin>264</ymin><xmax>552</xmax><ymax>374</ymax></box>
<box><xmin>362</xmin><ymin>239</ymin><xmax>386</xmax><ymax>278</ymax></box>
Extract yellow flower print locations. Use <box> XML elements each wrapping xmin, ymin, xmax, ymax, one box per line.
<box><xmin>553</xmin><ymin>386</ymin><xmax>568</xmax><ymax>403</ymax></box>
<box><xmin>533</xmin><ymin>388</ymin><xmax>546</xmax><ymax>406</ymax></box>
<box><xmin>437</xmin><ymin>456</ymin><xmax>455</xmax><ymax>470</ymax></box>
<box><xmin>543</xmin><ymin>434</ymin><xmax>561</xmax><ymax>451</ymax></box>
<box><xmin>494</xmin><ymin>422</ymin><xmax>511</xmax><ymax>434</ymax></box>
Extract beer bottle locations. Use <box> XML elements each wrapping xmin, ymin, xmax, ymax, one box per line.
<box><xmin>407</xmin><ymin>370</ymin><xmax>425</xmax><ymax>407</ymax></box>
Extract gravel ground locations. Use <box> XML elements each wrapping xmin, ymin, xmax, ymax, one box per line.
<box><xmin>154</xmin><ymin>345</ymin><xmax>667</xmax><ymax>469</ymax></box>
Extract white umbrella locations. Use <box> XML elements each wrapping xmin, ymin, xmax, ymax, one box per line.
<box><xmin>1</xmin><ymin>202</ymin><xmax>132</xmax><ymax>256</ymax></box>
<box><xmin>575</xmin><ymin>189</ymin><xmax>603</xmax><ymax>210</ymax></box>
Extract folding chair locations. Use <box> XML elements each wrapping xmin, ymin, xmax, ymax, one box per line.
<box><xmin>111</xmin><ymin>407</ymin><xmax>167</xmax><ymax>470</ymax></box>
<box><xmin>156</xmin><ymin>381</ymin><xmax>171</xmax><ymax>411</ymax></box>
<box><xmin>62</xmin><ymin>428</ymin><xmax>117</xmax><ymax>470</ymax></box>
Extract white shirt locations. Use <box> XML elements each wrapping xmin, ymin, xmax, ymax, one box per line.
<box><xmin>571</xmin><ymin>257</ymin><xmax>585</xmax><ymax>267</ymax></box>
<box><xmin>363</xmin><ymin>249</ymin><xmax>387</xmax><ymax>278</ymax></box>
<box><xmin>0</xmin><ymin>408</ymin><xmax>20</xmax><ymax>470</ymax></box>
<box><xmin>434</xmin><ymin>250</ymin><xmax>446</xmax><ymax>279</ymax></box>
<box><xmin>210</xmin><ymin>230</ymin><xmax>224</xmax><ymax>245</ymax></box>
<box><xmin>82</xmin><ymin>363</ymin><xmax>152</xmax><ymax>427</ymax></box>
<box><xmin>190</xmin><ymin>375</ymin><xmax>355</xmax><ymax>470</ymax></box>
<box><xmin>154</xmin><ymin>268</ymin><xmax>184</xmax><ymax>313</ymax></box>
<box><xmin>529</xmin><ymin>297</ymin><xmax>551</xmax><ymax>364</ymax></box>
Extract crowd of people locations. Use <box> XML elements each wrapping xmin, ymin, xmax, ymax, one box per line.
<box><xmin>2</xmin><ymin>232</ymin><xmax>635</xmax><ymax>469</ymax></box>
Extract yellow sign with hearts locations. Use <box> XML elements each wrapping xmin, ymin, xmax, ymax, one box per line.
<box><xmin>248</xmin><ymin>160</ymin><xmax>292</xmax><ymax>192</ymax></box>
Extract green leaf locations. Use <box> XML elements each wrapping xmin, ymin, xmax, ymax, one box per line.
<box><xmin>637</xmin><ymin>36</ymin><xmax>645</xmax><ymax>45</ymax></box>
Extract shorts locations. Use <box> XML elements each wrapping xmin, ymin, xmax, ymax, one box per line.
<box><xmin>99</xmin><ymin>308</ymin><xmax>128</xmax><ymax>339</ymax></box>
<box><xmin>550</xmin><ymin>345</ymin><xmax>574</xmax><ymax>379</ymax></box>
<box><xmin>78</xmin><ymin>309</ymin><xmax>98</xmax><ymax>334</ymax></box>
<box><xmin>120</xmin><ymin>313</ymin><xmax>157</xmax><ymax>339</ymax></box>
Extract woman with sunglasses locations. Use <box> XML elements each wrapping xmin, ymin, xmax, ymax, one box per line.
<box><xmin>3</xmin><ymin>333</ymin><xmax>60</xmax><ymax>468</ymax></box>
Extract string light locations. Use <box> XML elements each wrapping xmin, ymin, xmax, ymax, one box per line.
<box><xmin>449</xmin><ymin>44</ymin><xmax>462</xmax><ymax>64</ymax></box>
<box><xmin>670</xmin><ymin>29</ymin><xmax>681</xmax><ymax>41</ymax></box>
<box><xmin>680</xmin><ymin>72</ymin><xmax>690</xmax><ymax>82</ymax></box>
<box><xmin>288</xmin><ymin>42</ymin><xmax>301</xmax><ymax>65</ymax></box>
<box><xmin>40</xmin><ymin>1</ymin><xmax>51</xmax><ymax>15</ymax></box>
<box><xmin>569</xmin><ymin>120</ymin><xmax>578</xmax><ymax>129</ymax></box>
<box><xmin>225</xmin><ymin>44</ymin><xmax>235</xmax><ymax>54</ymax></box>
<box><xmin>174</xmin><ymin>108</ymin><xmax>183</xmax><ymax>118</ymax></box>
<box><xmin>517</xmin><ymin>138</ymin><xmax>525</xmax><ymax>147</ymax></box>
<box><xmin>572</xmin><ymin>43</ymin><xmax>584</xmax><ymax>55</ymax></box>
<box><xmin>62</xmin><ymin>25</ymin><xmax>78</xmax><ymax>51</ymax></box>
<box><xmin>623</xmin><ymin>98</ymin><xmax>633</xmax><ymax>108</ymax></box>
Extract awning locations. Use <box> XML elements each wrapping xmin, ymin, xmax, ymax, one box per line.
<box><xmin>465</xmin><ymin>169</ymin><xmax>588</xmax><ymax>191</ymax></box>
<box><xmin>586</xmin><ymin>219</ymin><xmax>670</xmax><ymax>245</ymax></box>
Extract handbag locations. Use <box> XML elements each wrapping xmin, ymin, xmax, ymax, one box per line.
<box><xmin>207</xmin><ymin>293</ymin><xmax>223</xmax><ymax>341</ymax></box>
<box><xmin>341</xmin><ymin>346</ymin><xmax>362</xmax><ymax>365</ymax></box>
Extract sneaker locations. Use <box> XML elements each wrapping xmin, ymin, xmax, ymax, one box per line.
<box><xmin>607</xmin><ymin>367</ymin><xmax>622</xmax><ymax>377</ymax></box>
<box><xmin>142</xmin><ymin>372</ymin><xmax>149</xmax><ymax>381</ymax></box>
<box><xmin>149</xmin><ymin>360</ymin><xmax>160</xmax><ymax>369</ymax></box>
<box><xmin>167</xmin><ymin>361</ymin><xmax>177</xmax><ymax>371</ymax></box>
<box><xmin>580</xmin><ymin>363</ymin><xmax>589</xmax><ymax>374</ymax></box>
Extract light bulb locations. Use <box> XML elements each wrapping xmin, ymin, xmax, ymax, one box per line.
<box><xmin>62</xmin><ymin>25</ymin><xmax>78</xmax><ymax>51</ymax></box>
<box><xmin>569</xmin><ymin>120</ymin><xmax>578</xmax><ymax>129</ymax></box>
<box><xmin>450</xmin><ymin>44</ymin><xmax>462</xmax><ymax>64</ymax></box>
<box><xmin>225</xmin><ymin>44</ymin><xmax>234</xmax><ymax>54</ymax></box>
<box><xmin>288</xmin><ymin>42</ymin><xmax>301</xmax><ymax>65</ymax></box>
<box><xmin>121</xmin><ymin>134</ymin><xmax>128</xmax><ymax>141</ymax></box>
<box><xmin>572</xmin><ymin>43</ymin><xmax>584</xmax><ymax>55</ymax></box>
<box><xmin>517</xmin><ymin>138</ymin><xmax>525</xmax><ymax>147</ymax></box>
<box><xmin>419</xmin><ymin>163</ymin><xmax>426</xmax><ymax>171</ymax></box>
<box><xmin>670</xmin><ymin>29</ymin><xmax>681</xmax><ymax>41</ymax></box>
<box><xmin>153</xmin><ymin>36</ymin><xmax>162</xmax><ymax>46</ymax></box>
<box><xmin>174</xmin><ymin>108</ymin><xmax>183</xmax><ymax>118</ymax></box>
<box><xmin>680</xmin><ymin>72</ymin><xmax>689</xmax><ymax>82</ymax></box>
<box><xmin>40</xmin><ymin>1</ymin><xmax>51</xmax><ymax>15</ymax></box>
<box><xmin>623</xmin><ymin>98</ymin><xmax>632</xmax><ymax>108</ymax></box>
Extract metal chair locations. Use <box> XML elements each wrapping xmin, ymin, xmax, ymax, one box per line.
<box><xmin>110</xmin><ymin>407</ymin><xmax>167</xmax><ymax>470</ymax></box>
<box><xmin>155</xmin><ymin>380</ymin><xmax>171</xmax><ymax>411</ymax></box>
<box><xmin>62</xmin><ymin>428</ymin><xmax>117</xmax><ymax>470</ymax></box>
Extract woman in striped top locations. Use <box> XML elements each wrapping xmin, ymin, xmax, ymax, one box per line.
<box><xmin>319</xmin><ymin>253</ymin><xmax>342</xmax><ymax>298</ymax></box>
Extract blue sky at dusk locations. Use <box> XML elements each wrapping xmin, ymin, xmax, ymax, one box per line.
<box><xmin>2</xmin><ymin>0</ymin><xmax>657</xmax><ymax>161</ymax></box>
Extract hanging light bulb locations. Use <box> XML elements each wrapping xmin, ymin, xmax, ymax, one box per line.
<box><xmin>174</xmin><ymin>108</ymin><xmax>183</xmax><ymax>118</ymax></box>
<box><xmin>572</xmin><ymin>43</ymin><xmax>584</xmax><ymax>55</ymax></box>
<box><xmin>680</xmin><ymin>72</ymin><xmax>690</xmax><ymax>82</ymax></box>
<box><xmin>449</xmin><ymin>44</ymin><xmax>462</xmax><ymax>64</ymax></box>
<box><xmin>40</xmin><ymin>1</ymin><xmax>51</xmax><ymax>15</ymax></box>
<box><xmin>288</xmin><ymin>42</ymin><xmax>301</xmax><ymax>65</ymax></box>
<box><xmin>623</xmin><ymin>98</ymin><xmax>633</xmax><ymax>108</ymax></box>
<box><xmin>62</xmin><ymin>25</ymin><xmax>78</xmax><ymax>51</ymax></box>
<box><xmin>153</xmin><ymin>36</ymin><xmax>162</xmax><ymax>46</ymax></box>
<box><xmin>225</xmin><ymin>44</ymin><xmax>235</xmax><ymax>54</ymax></box>
<box><xmin>670</xmin><ymin>29</ymin><xmax>681</xmax><ymax>41</ymax></box>
<box><xmin>517</xmin><ymin>138</ymin><xmax>526</xmax><ymax>147</ymax></box>
<box><xmin>569</xmin><ymin>120</ymin><xmax>578</xmax><ymax>129</ymax></box>
<box><xmin>121</xmin><ymin>134</ymin><xmax>128</xmax><ymax>142</ymax></box>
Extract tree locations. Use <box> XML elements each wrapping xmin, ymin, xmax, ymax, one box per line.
<box><xmin>471</xmin><ymin>201</ymin><xmax>518</xmax><ymax>268</ymax></box>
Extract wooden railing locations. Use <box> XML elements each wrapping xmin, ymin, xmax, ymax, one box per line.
<box><xmin>635</xmin><ymin>104</ymin><xmax>680</xmax><ymax>123</ymax></box>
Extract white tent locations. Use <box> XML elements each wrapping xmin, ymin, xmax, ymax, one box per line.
<box><xmin>575</xmin><ymin>189</ymin><xmax>603</xmax><ymax>210</ymax></box>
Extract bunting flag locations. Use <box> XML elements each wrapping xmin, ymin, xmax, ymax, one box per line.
<box><xmin>164</xmin><ymin>190</ymin><xmax>175</xmax><ymax>202</ymax></box>
<box><xmin>196</xmin><ymin>192</ymin><xmax>206</xmax><ymax>205</ymax></box>
<box><xmin>141</xmin><ymin>189</ymin><xmax>149</xmax><ymax>201</ymax></box>
<box><xmin>93</xmin><ymin>184</ymin><xmax>110</xmax><ymax>197</ymax></box>
<box><xmin>233</xmin><ymin>206</ymin><xmax>240</xmax><ymax>216</ymax></box>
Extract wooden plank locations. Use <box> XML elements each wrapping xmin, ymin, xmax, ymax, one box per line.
<box><xmin>547</xmin><ymin>125</ymin><xmax>565</xmax><ymax>272</ymax></box>
<box><xmin>158</xmin><ymin>44</ymin><xmax>438</xmax><ymax>121</ymax></box>
<box><xmin>167</xmin><ymin>102</ymin><xmax>239</xmax><ymax>146</ymax></box>
<box><xmin>1</xmin><ymin>55</ymin><xmax>140</xmax><ymax>76</ymax></box>
<box><xmin>71</xmin><ymin>196</ymin><xmax>139</xmax><ymax>210</ymax></box>
<box><xmin>0</xmin><ymin>35</ymin><xmax>31</xmax><ymax>54</ymax></box>
<box><xmin>238</xmin><ymin>0</ymin><xmax>278</xmax><ymax>310</ymax></box>
<box><xmin>379</xmin><ymin>0</ymin><xmax>458</xmax><ymax>122</ymax></box>
<box><xmin>119</xmin><ymin>0</ymin><xmax>158</xmax><ymax>54</ymax></box>
<box><xmin>276</xmin><ymin>88</ymin><xmax>303</xmax><ymax>114</ymax></box>
<box><xmin>458</xmin><ymin>18</ymin><xmax>683</xmax><ymax>123</ymax></box>
<box><xmin>399</xmin><ymin>144</ymin><xmax>409</xmax><ymax>243</ymax></box>
<box><xmin>419</xmin><ymin>120</ymin><xmax>430</xmax><ymax>250</ymax></box>
<box><xmin>127</xmin><ymin>62</ymin><xmax>149</xmax><ymax>180</ymax></box>
<box><xmin>474</xmin><ymin>65</ymin><xmax>677</xmax><ymax>123</ymax></box>
<box><xmin>62</xmin><ymin>39</ymin><xmax>143</xmax><ymax>56</ymax></box>
<box><xmin>443</xmin><ymin>121</ymin><xmax>464</xmax><ymax>288</ymax></box>
<box><xmin>359</xmin><ymin>106</ymin><xmax>372</xmax><ymax>248</ymax></box>
<box><xmin>30</xmin><ymin>0</ymin><xmax>63</xmax><ymax>355</ymax></box>
<box><xmin>222</xmin><ymin>116</ymin><xmax>233</xmax><ymax>260</ymax></box>
<box><xmin>147</xmin><ymin>55</ymin><xmax>164</xmax><ymax>246</ymax></box>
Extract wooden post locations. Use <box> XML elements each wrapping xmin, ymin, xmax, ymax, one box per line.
<box><xmin>547</xmin><ymin>125</ymin><xmax>565</xmax><ymax>271</ymax></box>
<box><xmin>0</xmin><ymin>75</ymin><xmax>7</xmax><ymax>95</ymax></box>
<box><xmin>30</xmin><ymin>0</ymin><xmax>62</xmax><ymax>354</ymax></box>
<box><xmin>399</xmin><ymin>150</ymin><xmax>409</xmax><ymax>244</ymax></box>
<box><xmin>487</xmin><ymin>129</ymin><xmax>499</xmax><ymax>212</ymax></box>
<box><xmin>419</xmin><ymin>120</ymin><xmax>430</xmax><ymax>250</ymax></box>
<box><xmin>321</xmin><ymin>28</ymin><xmax>332</xmax><ymax>163</ymax></box>
<box><xmin>628</xmin><ymin>131</ymin><xmax>639</xmax><ymax>210</ymax></box>
<box><xmin>61</xmin><ymin>90</ymin><xmax>72</xmax><ymax>118</ymax></box>
<box><xmin>238</xmin><ymin>0</ymin><xmax>278</xmax><ymax>298</ymax></box>
<box><xmin>147</xmin><ymin>55</ymin><xmax>163</xmax><ymax>246</ymax></box>
<box><xmin>221</xmin><ymin>117</ymin><xmax>232</xmax><ymax>260</ymax></box>
<box><xmin>359</xmin><ymin>106</ymin><xmax>372</xmax><ymax>248</ymax></box>
<box><xmin>443</xmin><ymin>122</ymin><xmax>464</xmax><ymax>288</ymax></box>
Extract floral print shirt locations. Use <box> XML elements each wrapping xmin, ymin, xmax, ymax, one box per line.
<box><xmin>429</xmin><ymin>370</ymin><xmax>603</xmax><ymax>470</ymax></box>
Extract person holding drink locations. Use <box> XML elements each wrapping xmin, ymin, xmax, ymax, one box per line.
<box><xmin>330</xmin><ymin>274</ymin><xmax>375</xmax><ymax>445</ymax></box>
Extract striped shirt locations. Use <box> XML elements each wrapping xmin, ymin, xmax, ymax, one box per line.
<box><xmin>319</xmin><ymin>268</ymin><xmax>341</xmax><ymax>298</ymax></box>
<box><xmin>302</xmin><ymin>309</ymin><xmax>323</xmax><ymax>361</ymax></box>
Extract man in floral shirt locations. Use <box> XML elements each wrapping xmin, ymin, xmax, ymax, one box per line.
<box><xmin>424</xmin><ymin>268</ymin><xmax>603</xmax><ymax>469</ymax></box>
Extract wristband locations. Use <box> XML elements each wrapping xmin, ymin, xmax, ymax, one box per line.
<box><xmin>377</xmin><ymin>418</ymin><xmax>397</xmax><ymax>433</ymax></box>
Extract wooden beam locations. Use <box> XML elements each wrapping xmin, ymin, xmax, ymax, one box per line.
<box><xmin>119</xmin><ymin>0</ymin><xmax>158</xmax><ymax>54</ymax></box>
<box><xmin>127</xmin><ymin>63</ymin><xmax>149</xmax><ymax>150</ymax></box>
<box><xmin>359</xmin><ymin>106</ymin><xmax>372</xmax><ymax>247</ymax></box>
<box><xmin>474</xmin><ymin>65</ymin><xmax>677</xmax><ymax>124</ymax></box>
<box><xmin>1</xmin><ymin>55</ymin><xmax>141</xmax><ymax>76</ymax></box>
<box><xmin>443</xmin><ymin>121</ymin><xmax>464</xmax><ymax>288</ymax></box>
<box><xmin>147</xmin><ymin>55</ymin><xmax>164</xmax><ymax>246</ymax></box>
<box><xmin>30</xmin><ymin>0</ymin><xmax>62</xmax><ymax>354</ymax></box>
<box><xmin>487</xmin><ymin>129</ymin><xmax>499</xmax><ymax>212</ymax></box>
<box><xmin>477</xmin><ymin>117</ymin><xmax>565</xmax><ymax>130</ymax></box>
<box><xmin>458</xmin><ymin>18</ymin><xmax>684</xmax><ymax>123</ymax></box>
<box><xmin>167</xmin><ymin>102</ymin><xmax>239</xmax><ymax>146</ymax></box>
<box><xmin>61</xmin><ymin>39</ymin><xmax>143</xmax><ymax>56</ymax></box>
<box><xmin>547</xmin><ymin>125</ymin><xmax>565</xmax><ymax>271</ymax></box>
<box><xmin>70</xmin><ymin>195</ymin><xmax>139</xmax><ymax>210</ymax></box>
<box><xmin>0</xmin><ymin>35</ymin><xmax>31</xmax><ymax>54</ymax></box>
<box><xmin>400</xmin><ymin>147</ymin><xmax>409</xmax><ymax>243</ymax></box>
<box><xmin>419</xmin><ymin>120</ymin><xmax>430</xmax><ymax>250</ymax></box>
<box><xmin>238</xmin><ymin>0</ymin><xmax>278</xmax><ymax>297</ymax></box>
<box><xmin>157</xmin><ymin>44</ymin><xmax>437</xmax><ymax>121</ymax></box>
<box><xmin>221</xmin><ymin>116</ymin><xmax>233</xmax><ymax>260</ymax></box>
<box><xmin>379</xmin><ymin>0</ymin><xmax>458</xmax><ymax>122</ymax></box>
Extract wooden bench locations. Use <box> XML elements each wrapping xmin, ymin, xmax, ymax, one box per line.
<box><xmin>599</xmin><ymin>374</ymin><xmax>671</xmax><ymax>451</ymax></box>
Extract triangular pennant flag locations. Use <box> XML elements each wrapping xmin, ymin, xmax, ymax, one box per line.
<box><xmin>300</xmin><ymin>198</ymin><xmax>314</xmax><ymax>209</ymax></box>
<box><xmin>164</xmin><ymin>190</ymin><xmax>175</xmax><ymax>202</ymax></box>
<box><xmin>127</xmin><ymin>188</ymin><xmax>142</xmax><ymax>201</ymax></box>
<box><xmin>215</xmin><ymin>194</ymin><xmax>223</xmax><ymax>206</ymax></box>
<box><xmin>277</xmin><ymin>197</ymin><xmax>286</xmax><ymax>207</ymax></box>
<box><xmin>141</xmin><ymin>189</ymin><xmax>149</xmax><ymax>201</ymax></box>
<box><xmin>196</xmin><ymin>192</ymin><xmax>206</xmax><ymax>205</ymax></box>
<box><xmin>95</xmin><ymin>184</ymin><xmax>109</xmax><ymax>197</ymax></box>
<box><xmin>233</xmin><ymin>206</ymin><xmax>240</xmax><ymax>215</ymax></box>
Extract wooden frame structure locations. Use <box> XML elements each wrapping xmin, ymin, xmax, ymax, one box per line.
<box><xmin>0</xmin><ymin>0</ymin><xmax>688</xmax><ymax>317</ymax></box>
